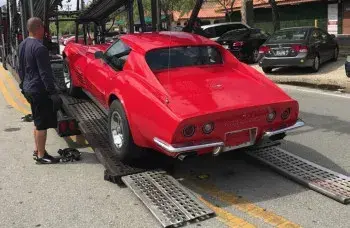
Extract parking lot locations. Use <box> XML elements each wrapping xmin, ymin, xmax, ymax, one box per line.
<box><xmin>0</xmin><ymin>62</ymin><xmax>349</xmax><ymax>228</ymax></box>
<box><xmin>252</xmin><ymin>57</ymin><xmax>350</xmax><ymax>92</ymax></box>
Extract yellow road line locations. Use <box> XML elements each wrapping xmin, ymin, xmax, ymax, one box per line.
<box><xmin>0</xmin><ymin>72</ymin><xmax>30</xmax><ymax>115</ymax></box>
<box><xmin>0</xmin><ymin>67</ymin><xmax>30</xmax><ymax>107</ymax></box>
<box><xmin>200</xmin><ymin>197</ymin><xmax>256</xmax><ymax>228</ymax></box>
<box><xmin>191</xmin><ymin>180</ymin><xmax>301</xmax><ymax>228</ymax></box>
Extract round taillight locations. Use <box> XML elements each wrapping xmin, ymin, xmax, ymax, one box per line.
<box><xmin>267</xmin><ymin>111</ymin><xmax>276</xmax><ymax>122</ymax></box>
<box><xmin>183</xmin><ymin>125</ymin><xmax>195</xmax><ymax>137</ymax></box>
<box><xmin>281</xmin><ymin>108</ymin><xmax>291</xmax><ymax>120</ymax></box>
<box><xmin>202</xmin><ymin>122</ymin><xmax>214</xmax><ymax>134</ymax></box>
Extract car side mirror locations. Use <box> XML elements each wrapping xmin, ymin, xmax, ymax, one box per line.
<box><xmin>94</xmin><ymin>51</ymin><xmax>104</xmax><ymax>59</ymax></box>
<box><xmin>114</xmin><ymin>59</ymin><xmax>124</xmax><ymax>71</ymax></box>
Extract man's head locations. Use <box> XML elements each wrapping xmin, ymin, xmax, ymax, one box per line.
<box><xmin>27</xmin><ymin>17</ymin><xmax>44</xmax><ymax>39</ymax></box>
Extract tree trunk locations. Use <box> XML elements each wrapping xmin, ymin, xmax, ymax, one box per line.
<box><xmin>241</xmin><ymin>0</ymin><xmax>253</xmax><ymax>26</ymax></box>
<box><xmin>269</xmin><ymin>0</ymin><xmax>280</xmax><ymax>31</ymax></box>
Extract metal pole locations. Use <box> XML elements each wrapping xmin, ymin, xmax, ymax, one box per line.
<box><xmin>19</xmin><ymin>0</ymin><xmax>27</xmax><ymax>38</ymax></box>
<box><xmin>157</xmin><ymin>0</ymin><xmax>161</xmax><ymax>31</ymax></box>
<box><xmin>127</xmin><ymin>0</ymin><xmax>134</xmax><ymax>34</ymax></box>
<box><xmin>28</xmin><ymin>0</ymin><xmax>34</xmax><ymax>18</ymax></box>
<box><xmin>137</xmin><ymin>0</ymin><xmax>146</xmax><ymax>32</ymax></box>
<box><xmin>151</xmin><ymin>0</ymin><xmax>157</xmax><ymax>32</ymax></box>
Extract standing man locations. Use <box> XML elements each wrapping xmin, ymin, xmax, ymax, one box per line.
<box><xmin>18</xmin><ymin>17</ymin><xmax>60</xmax><ymax>164</ymax></box>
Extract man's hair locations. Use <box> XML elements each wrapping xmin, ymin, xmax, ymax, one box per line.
<box><xmin>27</xmin><ymin>17</ymin><xmax>43</xmax><ymax>33</ymax></box>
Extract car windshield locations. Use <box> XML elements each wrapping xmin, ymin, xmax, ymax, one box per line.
<box><xmin>145</xmin><ymin>46</ymin><xmax>223</xmax><ymax>71</ymax></box>
<box><xmin>219</xmin><ymin>28</ymin><xmax>250</xmax><ymax>41</ymax></box>
<box><xmin>268</xmin><ymin>28</ymin><xmax>309</xmax><ymax>42</ymax></box>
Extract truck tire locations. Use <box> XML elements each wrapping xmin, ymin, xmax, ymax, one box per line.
<box><xmin>108</xmin><ymin>99</ymin><xmax>144</xmax><ymax>162</ymax></box>
<box><xmin>63</xmin><ymin>59</ymin><xmax>81</xmax><ymax>96</ymax></box>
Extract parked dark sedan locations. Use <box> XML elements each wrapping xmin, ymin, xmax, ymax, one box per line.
<box><xmin>346</xmin><ymin>56</ymin><xmax>350</xmax><ymax>77</ymax></box>
<box><xmin>217</xmin><ymin>28</ymin><xmax>269</xmax><ymax>63</ymax></box>
<box><xmin>258</xmin><ymin>27</ymin><xmax>339</xmax><ymax>73</ymax></box>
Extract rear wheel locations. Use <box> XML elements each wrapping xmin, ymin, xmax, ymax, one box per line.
<box><xmin>108</xmin><ymin>100</ymin><xmax>143</xmax><ymax>162</ymax></box>
<box><xmin>262</xmin><ymin>67</ymin><xmax>272</xmax><ymax>74</ymax></box>
<box><xmin>332</xmin><ymin>47</ymin><xmax>339</xmax><ymax>61</ymax></box>
<box><xmin>311</xmin><ymin>55</ymin><xmax>320</xmax><ymax>72</ymax></box>
<box><xmin>63</xmin><ymin>59</ymin><xmax>81</xmax><ymax>96</ymax></box>
<box><xmin>346</xmin><ymin>71</ymin><xmax>350</xmax><ymax>78</ymax></box>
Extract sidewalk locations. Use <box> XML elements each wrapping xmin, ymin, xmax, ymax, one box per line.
<box><xmin>252</xmin><ymin>57</ymin><xmax>350</xmax><ymax>93</ymax></box>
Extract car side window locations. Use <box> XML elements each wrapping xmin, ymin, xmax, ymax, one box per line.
<box><xmin>105</xmin><ymin>40</ymin><xmax>131</xmax><ymax>70</ymax></box>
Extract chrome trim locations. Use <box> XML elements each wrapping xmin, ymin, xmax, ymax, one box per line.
<box><xmin>153</xmin><ymin>137</ymin><xmax>224</xmax><ymax>153</ymax></box>
<box><xmin>264</xmin><ymin>119</ymin><xmax>305</xmax><ymax>137</ymax></box>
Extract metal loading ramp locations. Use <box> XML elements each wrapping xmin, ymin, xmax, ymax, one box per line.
<box><xmin>247</xmin><ymin>147</ymin><xmax>350</xmax><ymax>204</ymax></box>
<box><xmin>59</xmin><ymin>94</ymin><xmax>215</xmax><ymax>227</ymax></box>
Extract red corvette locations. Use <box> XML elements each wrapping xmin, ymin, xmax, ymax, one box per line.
<box><xmin>62</xmin><ymin>32</ymin><xmax>304</xmax><ymax>161</ymax></box>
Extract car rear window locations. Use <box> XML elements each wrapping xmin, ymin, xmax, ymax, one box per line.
<box><xmin>145</xmin><ymin>46</ymin><xmax>223</xmax><ymax>71</ymax></box>
<box><xmin>268</xmin><ymin>28</ymin><xmax>309</xmax><ymax>42</ymax></box>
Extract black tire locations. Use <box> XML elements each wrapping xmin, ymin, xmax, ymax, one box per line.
<box><xmin>346</xmin><ymin>71</ymin><xmax>350</xmax><ymax>78</ymax></box>
<box><xmin>249</xmin><ymin>49</ymin><xmax>260</xmax><ymax>64</ymax></box>
<box><xmin>63</xmin><ymin>59</ymin><xmax>81</xmax><ymax>96</ymax></box>
<box><xmin>311</xmin><ymin>55</ymin><xmax>320</xmax><ymax>73</ymax></box>
<box><xmin>108</xmin><ymin>99</ymin><xmax>143</xmax><ymax>162</ymax></box>
<box><xmin>262</xmin><ymin>67</ymin><xmax>272</xmax><ymax>74</ymax></box>
<box><xmin>332</xmin><ymin>47</ymin><xmax>339</xmax><ymax>62</ymax></box>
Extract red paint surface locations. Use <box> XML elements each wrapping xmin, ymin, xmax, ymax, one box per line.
<box><xmin>63</xmin><ymin>32</ymin><xmax>300</xmax><ymax>157</ymax></box>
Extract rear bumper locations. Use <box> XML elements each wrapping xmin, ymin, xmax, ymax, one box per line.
<box><xmin>259</xmin><ymin>55</ymin><xmax>314</xmax><ymax>68</ymax></box>
<box><xmin>153</xmin><ymin>119</ymin><xmax>305</xmax><ymax>155</ymax></box>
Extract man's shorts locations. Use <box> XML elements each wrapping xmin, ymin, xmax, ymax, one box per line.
<box><xmin>24</xmin><ymin>92</ymin><xmax>57</xmax><ymax>130</ymax></box>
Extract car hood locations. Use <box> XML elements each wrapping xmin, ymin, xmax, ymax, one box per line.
<box><xmin>154</xmin><ymin>65</ymin><xmax>293</xmax><ymax>118</ymax></box>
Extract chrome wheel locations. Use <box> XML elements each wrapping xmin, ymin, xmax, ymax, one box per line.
<box><xmin>252</xmin><ymin>49</ymin><xmax>259</xmax><ymax>63</ymax></box>
<box><xmin>110</xmin><ymin>111</ymin><xmax>124</xmax><ymax>149</ymax></box>
<box><xmin>63</xmin><ymin>62</ymin><xmax>71</xmax><ymax>89</ymax></box>
<box><xmin>313</xmin><ymin>56</ymin><xmax>320</xmax><ymax>71</ymax></box>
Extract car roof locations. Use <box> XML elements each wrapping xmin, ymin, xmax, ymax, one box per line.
<box><xmin>120</xmin><ymin>32</ymin><xmax>219</xmax><ymax>54</ymax></box>
<box><xmin>201</xmin><ymin>22</ymin><xmax>250</xmax><ymax>29</ymax></box>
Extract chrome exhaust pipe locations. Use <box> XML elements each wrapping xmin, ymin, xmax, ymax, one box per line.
<box><xmin>213</xmin><ymin>146</ymin><xmax>223</xmax><ymax>156</ymax></box>
<box><xmin>176</xmin><ymin>151</ymin><xmax>197</xmax><ymax>161</ymax></box>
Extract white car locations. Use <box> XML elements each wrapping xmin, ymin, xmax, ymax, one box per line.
<box><xmin>201</xmin><ymin>22</ymin><xmax>251</xmax><ymax>41</ymax></box>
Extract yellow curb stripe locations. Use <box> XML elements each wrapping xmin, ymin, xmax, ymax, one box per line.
<box><xmin>0</xmin><ymin>67</ymin><xmax>30</xmax><ymax>107</ymax></box>
<box><xmin>199</xmin><ymin>197</ymin><xmax>256</xmax><ymax>228</ymax></box>
<box><xmin>0</xmin><ymin>72</ymin><xmax>30</xmax><ymax>115</ymax></box>
<box><xmin>192</xmin><ymin>181</ymin><xmax>301</xmax><ymax>228</ymax></box>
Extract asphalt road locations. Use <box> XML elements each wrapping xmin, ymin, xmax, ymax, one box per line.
<box><xmin>0</xmin><ymin>68</ymin><xmax>349</xmax><ymax>228</ymax></box>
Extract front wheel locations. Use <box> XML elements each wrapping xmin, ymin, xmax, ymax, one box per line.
<box><xmin>249</xmin><ymin>49</ymin><xmax>260</xmax><ymax>64</ymax></box>
<box><xmin>108</xmin><ymin>100</ymin><xmax>143</xmax><ymax>162</ymax></box>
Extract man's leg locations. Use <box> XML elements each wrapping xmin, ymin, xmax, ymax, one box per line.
<box><xmin>36</xmin><ymin>129</ymin><xmax>47</xmax><ymax>158</ymax></box>
<box><xmin>34</xmin><ymin>128</ymin><xmax>38</xmax><ymax>151</ymax></box>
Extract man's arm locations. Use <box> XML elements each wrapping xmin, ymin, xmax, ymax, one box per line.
<box><xmin>35</xmin><ymin>46</ymin><xmax>56</xmax><ymax>95</ymax></box>
<box><xmin>17</xmin><ymin>45</ymin><xmax>24</xmax><ymax>89</ymax></box>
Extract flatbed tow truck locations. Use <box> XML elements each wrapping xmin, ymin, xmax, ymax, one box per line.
<box><xmin>1</xmin><ymin>0</ymin><xmax>349</xmax><ymax>227</ymax></box>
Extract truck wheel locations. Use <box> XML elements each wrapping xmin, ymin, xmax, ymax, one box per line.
<box><xmin>262</xmin><ymin>67</ymin><xmax>272</xmax><ymax>74</ymax></box>
<box><xmin>108</xmin><ymin>100</ymin><xmax>143</xmax><ymax>162</ymax></box>
<box><xmin>63</xmin><ymin>59</ymin><xmax>81</xmax><ymax>96</ymax></box>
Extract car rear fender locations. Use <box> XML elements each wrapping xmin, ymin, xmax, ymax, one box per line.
<box><xmin>107</xmin><ymin>75</ymin><xmax>180</xmax><ymax>149</ymax></box>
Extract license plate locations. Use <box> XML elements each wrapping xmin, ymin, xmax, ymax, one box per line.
<box><xmin>275</xmin><ymin>50</ymin><xmax>288</xmax><ymax>56</ymax></box>
<box><xmin>225</xmin><ymin>129</ymin><xmax>251</xmax><ymax>148</ymax></box>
